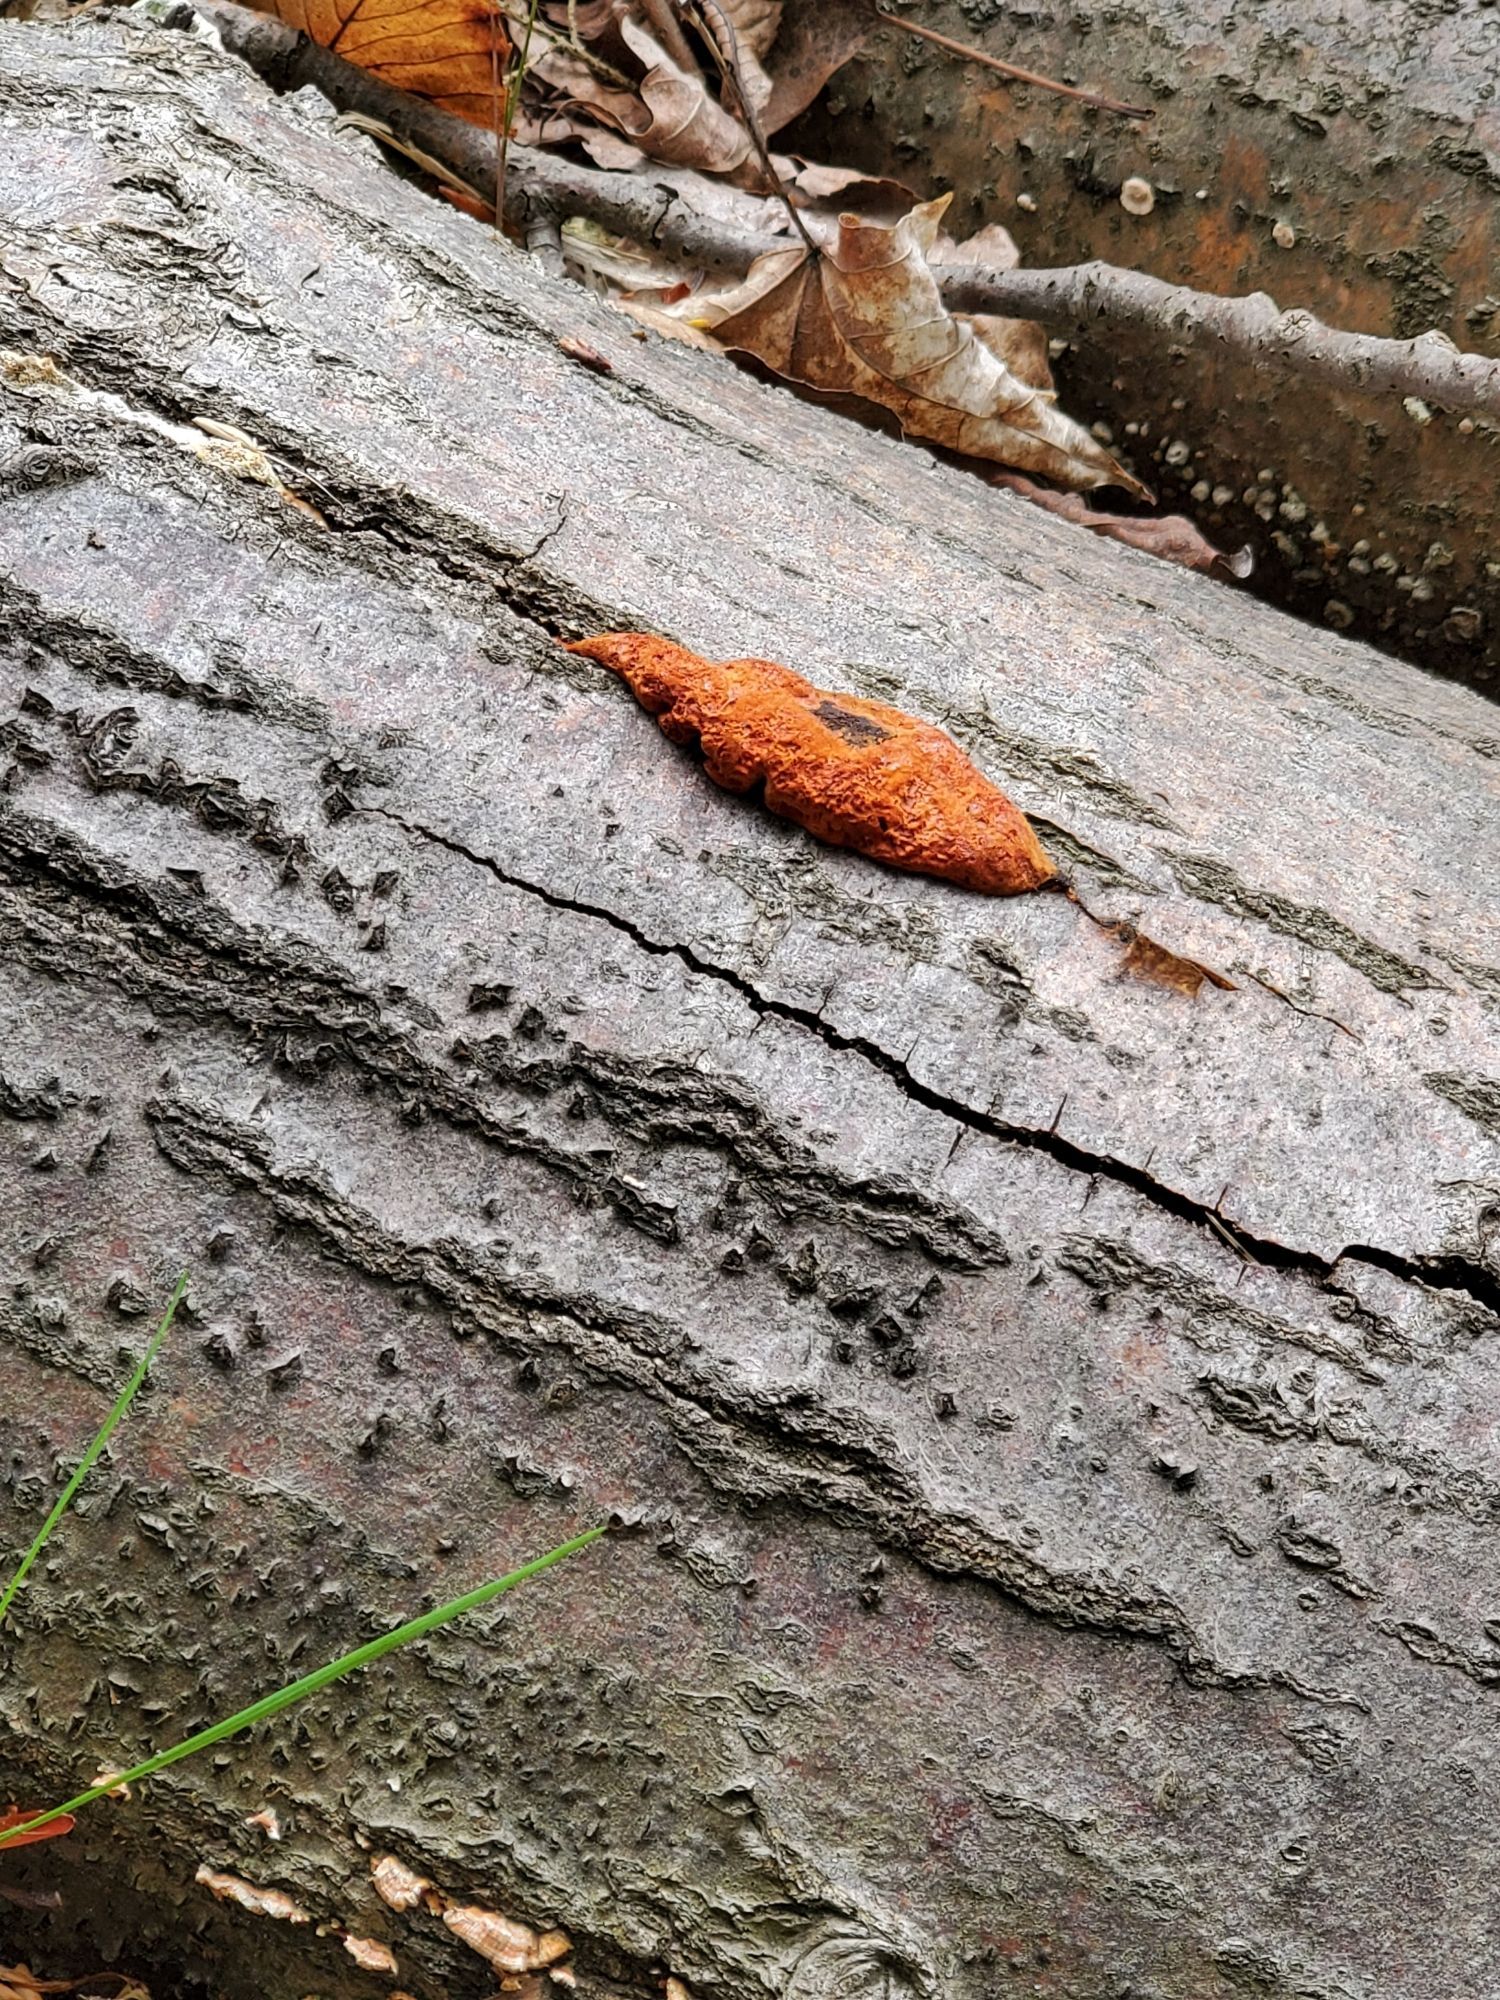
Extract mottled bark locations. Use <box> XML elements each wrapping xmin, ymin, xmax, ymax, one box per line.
<box><xmin>792</xmin><ymin>0</ymin><xmax>1500</xmax><ymax>690</ymax></box>
<box><xmin>1</xmin><ymin>15</ymin><xmax>1500</xmax><ymax>2000</ymax></box>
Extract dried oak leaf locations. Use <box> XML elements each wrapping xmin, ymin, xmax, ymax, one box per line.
<box><xmin>690</xmin><ymin>195</ymin><xmax>1146</xmax><ymax>496</ymax></box>
<box><xmin>993</xmin><ymin>472</ymin><xmax>1253</xmax><ymax>579</ymax></box>
<box><xmin>566</xmin><ymin>632</ymin><xmax>1055</xmax><ymax>894</ymax></box>
<box><xmin>246</xmin><ymin>0</ymin><xmax>508</xmax><ymax>127</ymax></box>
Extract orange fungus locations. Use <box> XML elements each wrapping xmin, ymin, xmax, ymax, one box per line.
<box><xmin>565</xmin><ymin>633</ymin><xmax>1056</xmax><ymax>896</ymax></box>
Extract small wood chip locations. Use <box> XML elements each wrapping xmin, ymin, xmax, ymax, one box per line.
<box><xmin>558</xmin><ymin>335</ymin><xmax>614</xmax><ymax>374</ymax></box>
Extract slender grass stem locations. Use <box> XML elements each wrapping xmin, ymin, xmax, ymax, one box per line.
<box><xmin>0</xmin><ymin>1526</ymin><xmax>604</xmax><ymax>1848</ymax></box>
<box><xmin>0</xmin><ymin>1270</ymin><xmax>188</xmax><ymax>1631</ymax></box>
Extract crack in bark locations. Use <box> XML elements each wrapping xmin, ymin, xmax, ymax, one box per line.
<box><xmin>0</xmin><ymin>802</ymin><xmax>1008</xmax><ymax>1274</ymax></box>
<box><xmin>370</xmin><ymin>807</ymin><xmax>1500</xmax><ymax>1324</ymax></box>
<box><xmin>1164</xmin><ymin>850</ymin><xmax>1447</xmax><ymax>998</ymax></box>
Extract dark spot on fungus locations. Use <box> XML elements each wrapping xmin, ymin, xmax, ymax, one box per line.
<box><xmin>811</xmin><ymin>698</ymin><xmax>894</xmax><ymax>747</ymax></box>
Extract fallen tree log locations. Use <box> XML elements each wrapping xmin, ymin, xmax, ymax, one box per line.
<box><xmin>794</xmin><ymin>0</ymin><xmax>1500</xmax><ymax>689</ymax></box>
<box><xmin>1</xmin><ymin>14</ymin><xmax>1499</xmax><ymax>1999</ymax></box>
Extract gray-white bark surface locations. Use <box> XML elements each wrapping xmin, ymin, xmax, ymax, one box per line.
<box><xmin>1</xmin><ymin>16</ymin><xmax>1500</xmax><ymax>1999</ymax></box>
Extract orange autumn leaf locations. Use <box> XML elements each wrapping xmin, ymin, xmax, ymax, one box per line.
<box><xmin>566</xmin><ymin>632</ymin><xmax>1055</xmax><ymax>895</ymax></box>
<box><xmin>249</xmin><ymin>0</ymin><xmax>510</xmax><ymax>127</ymax></box>
<box><xmin>0</xmin><ymin>1806</ymin><xmax>75</xmax><ymax>1850</ymax></box>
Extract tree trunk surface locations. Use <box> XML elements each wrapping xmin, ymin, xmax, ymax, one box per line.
<box><xmin>2</xmin><ymin>16</ymin><xmax>1500</xmax><ymax>2000</ymax></box>
<box><xmin>790</xmin><ymin>0</ymin><xmax>1500</xmax><ymax>690</ymax></box>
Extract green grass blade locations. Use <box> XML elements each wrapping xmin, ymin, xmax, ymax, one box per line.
<box><xmin>0</xmin><ymin>1269</ymin><xmax>188</xmax><ymax>1631</ymax></box>
<box><xmin>0</xmin><ymin>1524</ymin><xmax>604</xmax><ymax>1847</ymax></box>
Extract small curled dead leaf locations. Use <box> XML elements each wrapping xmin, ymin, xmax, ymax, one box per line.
<box><xmin>558</xmin><ymin>334</ymin><xmax>615</xmax><ymax>375</ymax></box>
<box><xmin>1110</xmin><ymin>922</ymin><xmax>1236</xmax><ymax>998</ymax></box>
<box><xmin>992</xmin><ymin>472</ymin><xmax>1252</xmax><ymax>579</ymax></box>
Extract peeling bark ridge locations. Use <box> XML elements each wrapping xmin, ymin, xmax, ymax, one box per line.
<box><xmin>1</xmin><ymin>16</ymin><xmax>1499</xmax><ymax>2000</ymax></box>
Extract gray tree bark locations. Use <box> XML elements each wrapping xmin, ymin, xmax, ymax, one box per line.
<box><xmin>2</xmin><ymin>14</ymin><xmax>1500</xmax><ymax>2000</ymax></box>
<box><xmin>793</xmin><ymin>0</ymin><xmax>1500</xmax><ymax>690</ymax></box>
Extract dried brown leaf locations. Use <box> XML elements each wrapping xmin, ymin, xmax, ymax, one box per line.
<box><xmin>934</xmin><ymin>222</ymin><xmax>1053</xmax><ymax>394</ymax></box>
<box><xmin>1113</xmin><ymin>925</ymin><xmax>1236</xmax><ymax>998</ymax></box>
<box><xmin>608</xmin><ymin>292</ymin><xmax>725</xmax><ymax>346</ymax></box>
<box><xmin>529</xmin><ymin>38</ymin><xmax>645</xmax><ymax>146</ymax></box>
<box><xmin>248</xmin><ymin>0</ymin><xmax>509</xmax><ymax>127</ymax></box>
<box><xmin>692</xmin><ymin>194</ymin><xmax>1145</xmax><ymax>495</ymax></box>
<box><xmin>611</xmin><ymin>15</ymin><xmax>753</xmax><ymax>171</ymax></box>
<box><xmin>715</xmin><ymin>0</ymin><xmax>783</xmax><ymax>63</ymax></box>
<box><xmin>786</xmin><ymin>158</ymin><xmax>917</xmax><ymax>223</ymax></box>
<box><xmin>992</xmin><ymin>472</ymin><xmax>1253</xmax><ymax>577</ymax></box>
<box><xmin>579</xmin><ymin>126</ymin><xmax>650</xmax><ymax>168</ymax></box>
<box><xmin>692</xmin><ymin>0</ymin><xmax>779</xmax><ymax>121</ymax></box>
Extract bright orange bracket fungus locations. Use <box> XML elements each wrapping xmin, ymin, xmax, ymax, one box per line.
<box><xmin>565</xmin><ymin>632</ymin><xmax>1056</xmax><ymax>896</ymax></box>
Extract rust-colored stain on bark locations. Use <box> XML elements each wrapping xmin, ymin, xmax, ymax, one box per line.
<box><xmin>565</xmin><ymin>632</ymin><xmax>1056</xmax><ymax>895</ymax></box>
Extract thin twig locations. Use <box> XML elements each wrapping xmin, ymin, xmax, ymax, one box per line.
<box><xmin>871</xmin><ymin>6</ymin><xmax>1153</xmax><ymax>122</ymax></box>
<box><xmin>500</xmin><ymin>0</ymin><xmax>633</xmax><ymax>86</ymax></box>
<box><xmin>489</xmin><ymin>0</ymin><xmax>504</xmax><ymax>226</ymax></box>
<box><xmin>687</xmin><ymin>0</ymin><xmax>817</xmax><ymax>254</ymax></box>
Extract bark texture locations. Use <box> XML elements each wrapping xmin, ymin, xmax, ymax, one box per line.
<box><xmin>2</xmin><ymin>15</ymin><xmax>1500</xmax><ymax>2000</ymax></box>
<box><xmin>792</xmin><ymin>0</ymin><xmax>1500</xmax><ymax>689</ymax></box>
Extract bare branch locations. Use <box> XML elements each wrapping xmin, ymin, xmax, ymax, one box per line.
<box><xmin>204</xmin><ymin>2</ymin><xmax>1500</xmax><ymax>422</ymax></box>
